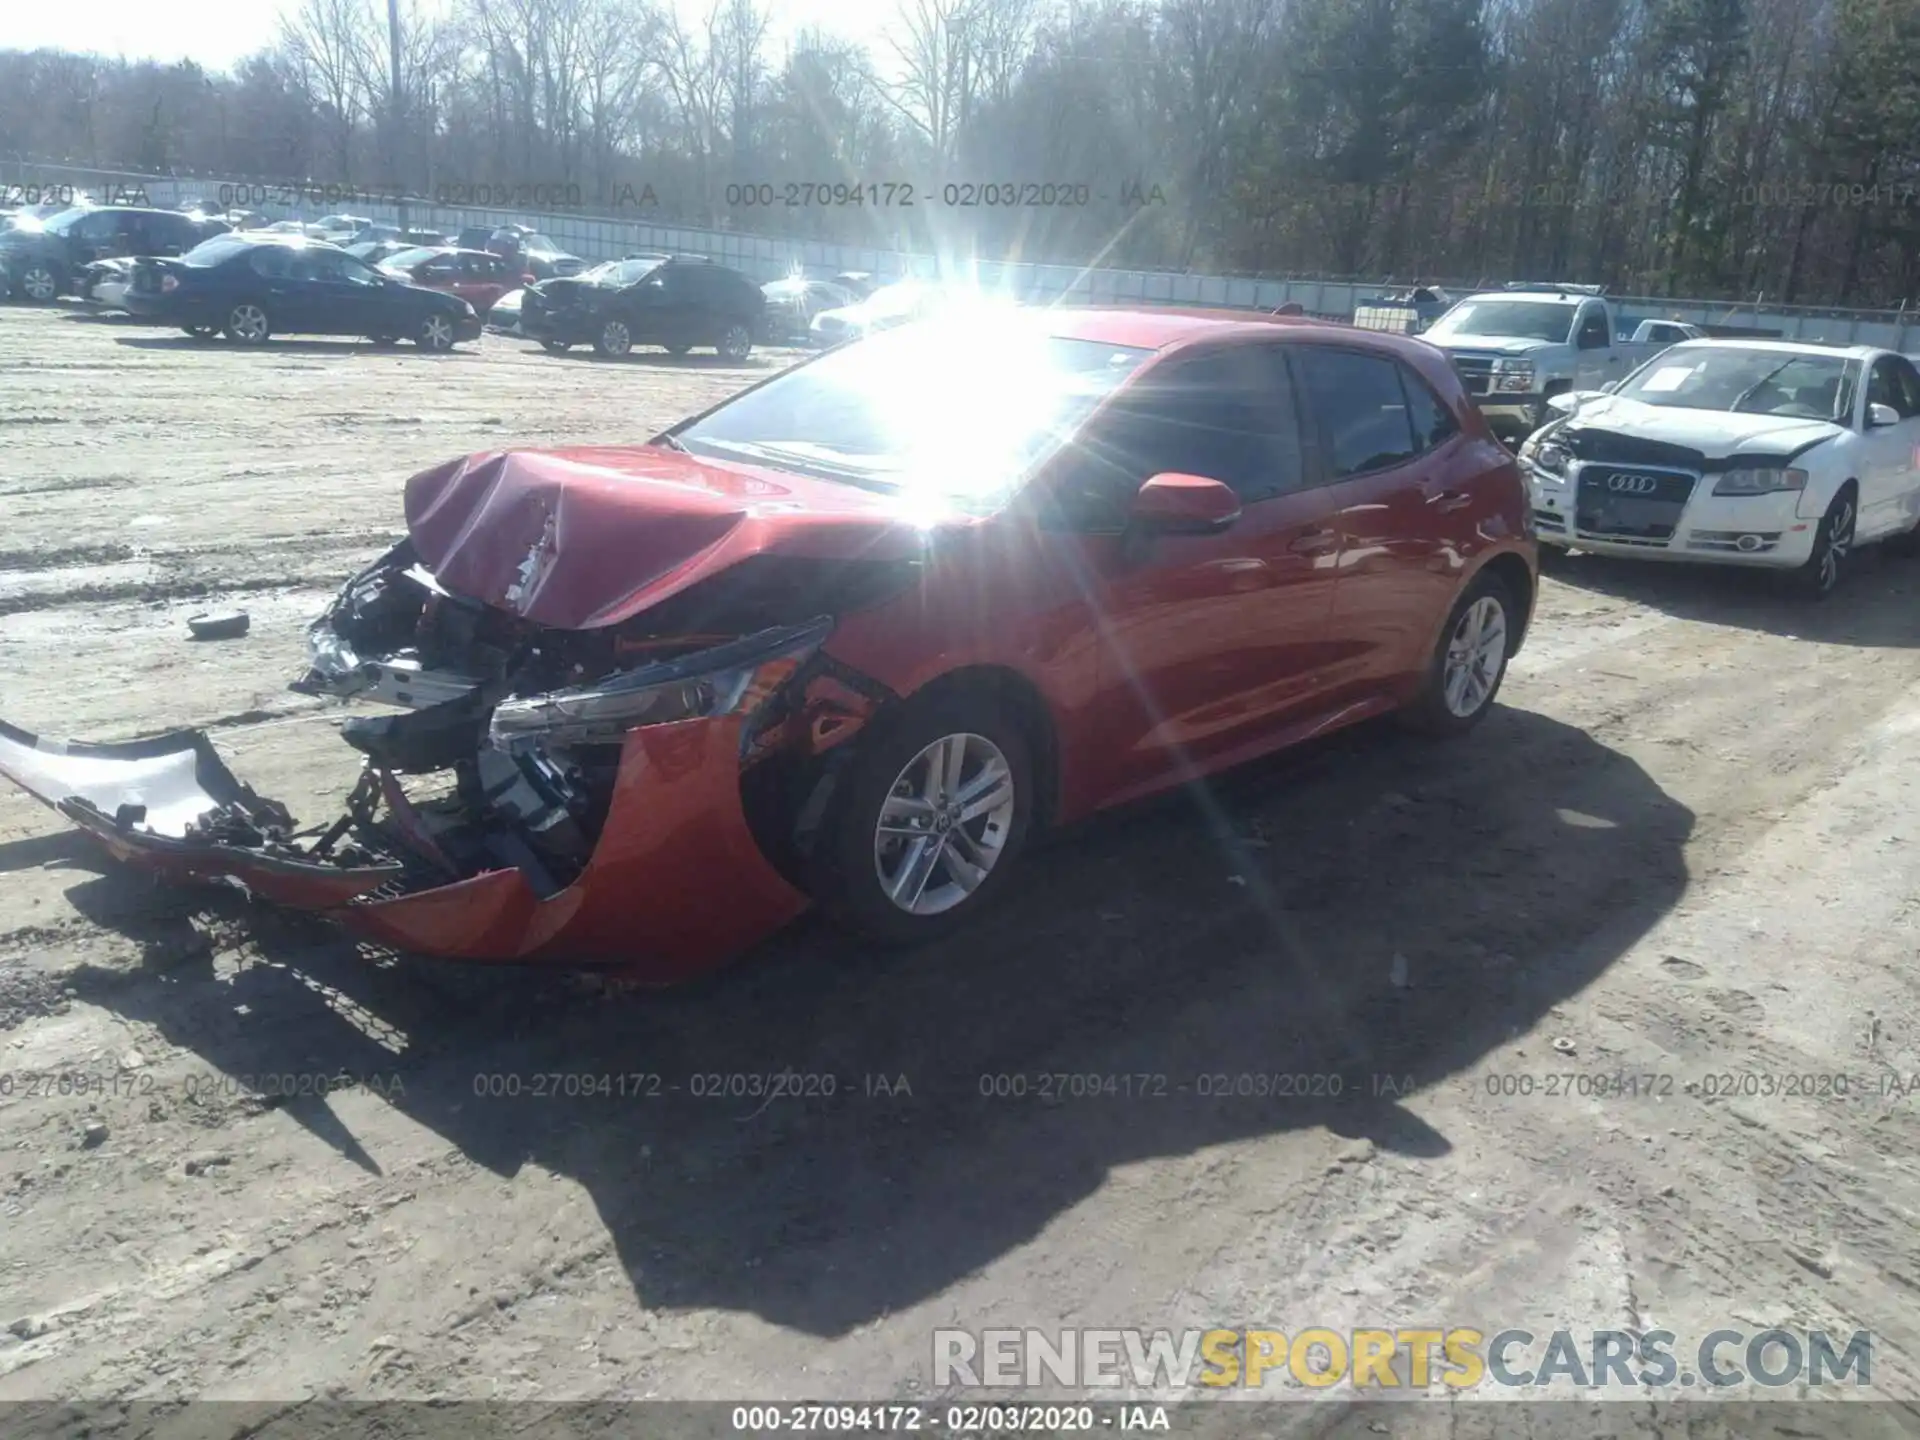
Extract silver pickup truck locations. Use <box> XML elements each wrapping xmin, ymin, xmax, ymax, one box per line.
<box><xmin>1422</xmin><ymin>285</ymin><xmax>1694</xmax><ymax>443</ymax></box>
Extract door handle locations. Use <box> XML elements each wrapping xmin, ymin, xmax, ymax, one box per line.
<box><xmin>1427</xmin><ymin>489</ymin><xmax>1474</xmax><ymax>513</ymax></box>
<box><xmin>1288</xmin><ymin>528</ymin><xmax>1339</xmax><ymax>554</ymax></box>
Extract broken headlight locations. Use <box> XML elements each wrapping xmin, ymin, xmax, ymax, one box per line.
<box><xmin>488</xmin><ymin>617</ymin><xmax>832</xmax><ymax>749</ymax></box>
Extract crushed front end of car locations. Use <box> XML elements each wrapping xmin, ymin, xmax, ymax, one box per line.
<box><xmin>0</xmin><ymin>534</ymin><xmax>905</xmax><ymax>978</ymax></box>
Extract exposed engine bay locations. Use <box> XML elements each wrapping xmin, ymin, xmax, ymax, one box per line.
<box><xmin>0</xmin><ymin>538</ymin><xmax>908</xmax><ymax>919</ymax></box>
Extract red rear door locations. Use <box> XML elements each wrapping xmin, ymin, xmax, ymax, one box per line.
<box><xmin>1291</xmin><ymin>344</ymin><xmax>1513</xmax><ymax>700</ymax></box>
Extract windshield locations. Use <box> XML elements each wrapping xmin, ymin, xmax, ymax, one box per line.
<box><xmin>862</xmin><ymin>281</ymin><xmax>927</xmax><ymax>317</ymax></box>
<box><xmin>39</xmin><ymin>207</ymin><xmax>93</xmax><ymax>236</ymax></box>
<box><xmin>381</xmin><ymin>247</ymin><xmax>441</xmax><ymax>271</ymax></box>
<box><xmin>1428</xmin><ymin>300</ymin><xmax>1578</xmax><ymax>344</ymax></box>
<box><xmin>1613</xmin><ymin>346</ymin><xmax>1852</xmax><ymax>419</ymax></box>
<box><xmin>674</xmin><ymin>316</ymin><xmax>1151</xmax><ymax>511</ymax></box>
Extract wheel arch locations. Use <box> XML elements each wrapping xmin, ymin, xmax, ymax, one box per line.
<box><xmin>893</xmin><ymin>664</ymin><xmax>1063</xmax><ymax>833</ymax></box>
<box><xmin>1476</xmin><ymin>550</ymin><xmax>1536</xmax><ymax>654</ymax></box>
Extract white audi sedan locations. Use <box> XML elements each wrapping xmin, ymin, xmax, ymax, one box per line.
<box><xmin>1519</xmin><ymin>340</ymin><xmax>1920</xmax><ymax>597</ymax></box>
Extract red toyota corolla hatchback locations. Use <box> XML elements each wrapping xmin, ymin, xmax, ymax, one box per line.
<box><xmin>0</xmin><ymin>306</ymin><xmax>1536</xmax><ymax>979</ymax></box>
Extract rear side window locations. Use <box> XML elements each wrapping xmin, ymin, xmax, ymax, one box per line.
<box><xmin>1398</xmin><ymin>365</ymin><xmax>1460</xmax><ymax>450</ymax></box>
<box><xmin>1293</xmin><ymin>347</ymin><xmax>1420</xmax><ymax>477</ymax></box>
<box><xmin>248</xmin><ymin>246</ymin><xmax>290</xmax><ymax>279</ymax></box>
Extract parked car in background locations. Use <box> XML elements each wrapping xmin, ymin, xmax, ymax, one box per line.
<box><xmin>521</xmin><ymin>254</ymin><xmax>763</xmax><ymax>360</ymax></box>
<box><xmin>831</xmin><ymin>270</ymin><xmax>877</xmax><ymax>299</ymax></box>
<box><xmin>1</xmin><ymin>205</ymin><xmax>228</xmax><ymax>302</ymax></box>
<box><xmin>77</xmin><ymin>257</ymin><xmax>136</xmax><ymax>309</ymax></box>
<box><xmin>122</xmin><ymin>233</ymin><xmax>481</xmax><ymax>349</ymax></box>
<box><xmin>486</xmin><ymin>286</ymin><xmax>525</xmax><ymax>335</ymax></box>
<box><xmin>1520</xmin><ymin>340</ymin><xmax>1920</xmax><ymax>597</ymax></box>
<box><xmin>809</xmin><ymin>278</ymin><xmax>954</xmax><ymax>347</ymax></box>
<box><xmin>760</xmin><ymin>277</ymin><xmax>857</xmax><ymax>342</ymax></box>
<box><xmin>1424</xmin><ymin>284</ymin><xmax>1665</xmax><ymax>443</ymax></box>
<box><xmin>353</xmin><ymin>223</ymin><xmax>449</xmax><ymax>247</ymax></box>
<box><xmin>3</xmin><ymin>195</ymin><xmax>95</xmax><ymax>232</ymax></box>
<box><xmin>1631</xmin><ymin>319</ymin><xmax>1706</xmax><ymax>347</ymax></box>
<box><xmin>312</xmin><ymin>214</ymin><xmax>373</xmax><ymax>243</ymax></box>
<box><xmin>454</xmin><ymin>225</ymin><xmax>496</xmax><ymax>250</ymax></box>
<box><xmin>486</xmin><ymin>225</ymin><xmax>584</xmax><ymax>280</ymax></box>
<box><xmin>0</xmin><ymin>307</ymin><xmax>1534</xmax><ymax>973</ymax></box>
<box><xmin>377</xmin><ymin>245</ymin><xmax>530</xmax><ymax>315</ymax></box>
<box><xmin>345</xmin><ymin>239</ymin><xmax>416</xmax><ymax>266</ymax></box>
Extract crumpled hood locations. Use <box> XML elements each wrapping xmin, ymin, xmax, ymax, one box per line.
<box><xmin>404</xmin><ymin>445</ymin><xmax>947</xmax><ymax>630</ymax></box>
<box><xmin>1558</xmin><ymin>396</ymin><xmax>1841</xmax><ymax>457</ymax></box>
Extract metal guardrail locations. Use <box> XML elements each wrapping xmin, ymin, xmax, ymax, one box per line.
<box><xmin>6</xmin><ymin>161</ymin><xmax>1913</xmax><ymax>352</ymax></box>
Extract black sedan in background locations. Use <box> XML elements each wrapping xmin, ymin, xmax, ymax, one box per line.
<box><xmin>122</xmin><ymin>234</ymin><xmax>482</xmax><ymax>349</ymax></box>
<box><xmin>2</xmin><ymin>205</ymin><xmax>229</xmax><ymax>301</ymax></box>
<box><xmin>520</xmin><ymin>254</ymin><xmax>763</xmax><ymax>359</ymax></box>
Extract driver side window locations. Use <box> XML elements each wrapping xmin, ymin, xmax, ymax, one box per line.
<box><xmin>1866</xmin><ymin>359</ymin><xmax>1910</xmax><ymax>416</ymax></box>
<box><xmin>1575</xmin><ymin>308</ymin><xmax>1609</xmax><ymax>349</ymax></box>
<box><xmin>1885</xmin><ymin>357</ymin><xmax>1920</xmax><ymax>419</ymax></box>
<box><xmin>1043</xmin><ymin>346</ymin><xmax>1304</xmax><ymax>530</ymax></box>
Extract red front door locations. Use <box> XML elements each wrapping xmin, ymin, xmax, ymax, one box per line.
<box><xmin>1034</xmin><ymin>341</ymin><xmax>1351</xmax><ymax>807</ymax></box>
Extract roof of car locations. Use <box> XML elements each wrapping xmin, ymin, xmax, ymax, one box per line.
<box><xmin>1037</xmin><ymin>305</ymin><xmax>1364</xmax><ymax>349</ymax></box>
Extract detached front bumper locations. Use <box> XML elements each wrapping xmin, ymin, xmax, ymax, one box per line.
<box><xmin>0</xmin><ymin>714</ymin><xmax>809</xmax><ymax>979</ymax></box>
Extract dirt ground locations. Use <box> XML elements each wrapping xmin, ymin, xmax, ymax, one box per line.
<box><xmin>3</xmin><ymin>303</ymin><xmax>1920</xmax><ymax>1433</ymax></box>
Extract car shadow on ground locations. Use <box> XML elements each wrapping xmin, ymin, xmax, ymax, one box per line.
<box><xmin>58</xmin><ymin>703</ymin><xmax>1691</xmax><ymax>1337</ymax></box>
<box><xmin>1543</xmin><ymin>543</ymin><xmax>1920</xmax><ymax>647</ymax></box>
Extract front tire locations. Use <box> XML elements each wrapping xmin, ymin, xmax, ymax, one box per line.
<box><xmin>1400</xmin><ymin>571</ymin><xmax>1517</xmax><ymax>736</ymax></box>
<box><xmin>415</xmin><ymin>313</ymin><xmax>457</xmax><ymax>351</ymax></box>
<box><xmin>807</xmin><ymin>690</ymin><xmax>1034</xmax><ymax>946</ymax></box>
<box><xmin>1792</xmin><ymin>487</ymin><xmax>1856</xmax><ymax>600</ymax></box>
<box><xmin>224</xmin><ymin>303</ymin><xmax>271</xmax><ymax>344</ymax></box>
<box><xmin>593</xmin><ymin>319</ymin><xmax>632</xmax><ymax>358</ymax></box>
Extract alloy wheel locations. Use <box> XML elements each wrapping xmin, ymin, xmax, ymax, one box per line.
<box><xmin>21</xmin><ymin>266</ymin><xmax>58</xmax><ymax>302</ymax></box>
<box><xmin>871</xmin><ymin>732</ymin><xmax>1017</xmax><ymax>916</ymax></box>
<box><xmin>226</xmin><ymin>304</ymin><xmax>269</xmax><ymax>343</ymax></box>
<box><xmin>599</xmin><ymin>320</ymin><xmax>631</xmax><ymax>357</ymax></box>
<box><xmin>1816</xmin><ymin>495</ymin><xmax>1855</xmax><ymax>595</ymax></box>
<box><xmin>719</xmin><ymin>323</ymin><xmax>751</xmax><ymax>361</ymax></box>
<box><xmin>1442</xmin><ymin>595</ymin><xmax>1509</xmax><ymax>719</ymax></box>
<box><xmin>418</xmin><ymin>314</ymin><xmax>455</xmax><ymax>350</ymax></box>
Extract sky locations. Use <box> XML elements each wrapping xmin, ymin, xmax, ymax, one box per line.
<box><xmin>0</xmin><ymin>0</ymin><xmax>903</xmax><ymax>74</ymax></box>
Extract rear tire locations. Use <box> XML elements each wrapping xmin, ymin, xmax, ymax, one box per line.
<box><xmin>593</xmin><ymin>319</ymin><xmax>632</xmax><ymax>358</ymax></box>
<box><xmin>806</xmin><ymin>688</ymin><xmax>1034</xmax><ymax>947</ymax></box>
<box><xmin>17</xmin><ymin>263</ymin><xmax>60</xmax><ymax>303</ymax></box>
<box><xmin>1400</xmin><ymin>571</ymin><xmax>1517</xmax><ymax>736</ymax></box>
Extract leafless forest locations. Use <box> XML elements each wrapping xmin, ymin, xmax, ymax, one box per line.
<box><xmin>2</xmin><ymin>0</ymin><xmax>1917</xmax><ymax>304</ymax></box>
